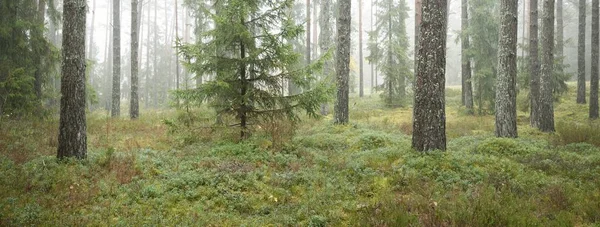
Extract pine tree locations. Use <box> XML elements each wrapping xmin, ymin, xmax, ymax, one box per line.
<box><xmin>461</xmin><ymin>0</ymin><xmax>474</xmax><ymax>113</ymax></box>
<box><xmin>412</xmin><ymin>0</ymin><xmax>448</xmax><ymax>151</ymax></box>
<box><xmin>538</xmin><ymin>0</ymin><xmax>555</xmax><ymax>132</ymax></box>
<box><xmin>495</xmin><ymin>0</ymin><xmax>518</xmax><ymax>138</ymax></box>
<box><xmin>530</xmin><ymin>0</ymin><xmax>541</xmax><ymax>127</ymax></box>
<box><xmin>130</xmin><ymin>0</ymin><xmax>140</xmax><ymax>119</ymax></box>
<box><xmin>335</xmin><ymin>0</ymin><xmax>352</xmax><ymax>124</ymax></box>
<box><xmin>592</xmin><ymin>0</ymin><xmax>599</xmax><ymax>119</ymax></box>
<box><xmin>577</xmin><ymin>0</ymin><xmax>586</xmax><ymax>104</ymax></box>
<box><xmin>319</xmin><ymin>0</ymin><xmax>333</xmax><ymax>115</ymax></box>
<box><xmin>58</xmin><ymin>0</ymin><xmax>87</xmax><ymax>159</ymax></box>
<box><xmin>367</xmin><ymin>0</ymin><xmax>411</xmax><ymax>107</ymax></box>
<box><xmin>111</xmin><ymin>0</ymin><xmax>121</xmax><ymax>117</ymax></box>
<box><xmin>179</xmin><ymin>0</ymin><xmax>330</xmax><ymax>139</ymax></box>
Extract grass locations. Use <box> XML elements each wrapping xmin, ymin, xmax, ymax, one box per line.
<box><xmin>1</xmin><ymin>84</ymin><xmax>600</xmax><ymax>226</ymax></box>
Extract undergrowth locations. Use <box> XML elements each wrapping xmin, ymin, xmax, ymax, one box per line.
<box><xmin>1</xmin><ymin>84</ymin><xmax>599</xmax><ymax>226</ymax></box>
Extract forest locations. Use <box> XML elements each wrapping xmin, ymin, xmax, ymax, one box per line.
<box><xmin>1</xmin><ymin>0</ymin><xmax>600</xmax><ymax>225</ymax></box>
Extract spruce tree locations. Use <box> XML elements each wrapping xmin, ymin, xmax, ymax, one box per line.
<box><xmin>179</xmin><ymin>0</ymin><xmax>330</xmax><ymax>139</ymax></box>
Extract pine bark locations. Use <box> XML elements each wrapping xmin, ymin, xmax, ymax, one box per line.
<box><xmin>335</xmin><ymin>0</ymin><xmax>351</xmax><ymax>124</ymax></box>
<box><xmin>461</xmin><ymin>0</ymin><xmax>474</xmax><ymax>113</ymax></box>
<box><xmin>58</xmin><ymin>0</ymin><xmax>87</xmax><ymax>159</ymax></box>
<box><xmin>34</xmin><ymin>0</ymin><xmax>46</xmax><ymax>101</ymax></box>
<box><xmin>592</xmin><ymin>0</ymin><xmax>600</xmax><ymax>119</ymax></box>
<box><xmin>577</xmin><ymin>0</ymin><xmax>586</xmax><ymax>104</ymax></box>
<box><xmin>319</xmin><ymin>0</ymin><xmax>332</xmax><ymax>115</ymax></box>
<box><xmin>529</xmin><ymin>0</ymin><xmax>540</xmax><ymax>127</ymax></box>
<box><xmin>130</xmin><ymin>0</ymin><xmax>139</xmax><ymax>119</ymax></box>
<box><xmin>495</xmin><ymin>0</ymin><xmax>519</xmax><ymax>138</ymax></box>
<box><xmin>412</xmin><ymin>0</ymin><xmax>447</xmax><ymax>151</ymax></box>
<box><xmin>539</xmin><ymin>0</ymin><xmax>555</xmax><ymax>132</ymax></box>
<box><xmin>111</xmin><ymin>0</ymin><xmax>121</xmax><ymax>117</ymax></box>
<box><xmin>359</xmin><ymin>0</ymin><xmax>364</xmax><ymax>97</ymax></box>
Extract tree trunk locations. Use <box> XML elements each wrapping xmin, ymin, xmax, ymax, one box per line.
<box><xmin>577</xmin><ymin>0</ymin><xmax>586</xmax><ymax>104</ymax></box>
<box><xmin>412</xmin><ymin>0</ymin><xmax>447</xmax><ymax>151</ymax></box>
<box><xmin>495</xmin><ymin>0</ymin><xmax>519</xmax><ymax>138</ymax></box>
<box><xmin>539</xmin><ymin>0</ymin><xmax>555</xmax><ymax>132</ymax></box>
<box><xmin>334</xmin><ymin>0</ymin><xmax>351</xmax><ymax>124</ymax></box>
<box><xmin>319</xmin><ymin>0</ymin><xmax>332</xmax><ymax>115</ymax></box>
<box><xmin>58</xmin><ymin>0</ymin><xmax>87</xmax><ymax>159</ymax></box>
<box><xmin>359</xmin><ymin>0</ymin><xmax>364</xmax><ymax>97</ymax></box>
<box><xmin>130</xmin><ymin>0</ymin><xmax>139</xmax><ymax>119</ymax></box>
<box><xmin>104</xmin><ymin>0</ymin><xmax>113</xmax><ymax>111</ymax></box>
<box><xmin>461</xmin><ymin>0</ymin><xmax>474</xmax><ymax>113</ymax></box>
<box><xmin>307</xmin><ymin>0</ymin><xmax>311</xmax><ymax>67</ymax></box>
<box><xmin>591</xmin><ymin>0</ymin><xmax>599</xmax><ymax>119</ymax></box>
<box><xmin>34</xmin><ymin>0</ymin><xmax>46</xmax><ymax>101</ymax></box>
<box><xmin>111</xmin><ymin>0</ymin><xmax>121</xmax><ymax>117</ymax></box>
<box><xmin>556</xmin><ymin>0</ymin><xmax>563</xmax><ymax>73</ymax></box>
<box><xmin>529</xmin><ymin>0</ymin><xmax>540</xmax><ymax>127</ymax></box>
<box><xmin>414</xmin><ymin>0</ymin><xmax>422</xmax><ymax>77</ymax></box>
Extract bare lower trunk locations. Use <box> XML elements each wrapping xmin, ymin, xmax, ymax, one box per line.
<box><xmin>529</xmin><ymin>0</ymin><xmax>540</xmax><ymax>127</ymax></box>
<box><xmin>577</xmin><ymin>0</ymin><xmax>586</xmax><ymax>104</ymax></box>
<box><xmin>130</xmin><ymin>0</ymin><xmax>139</xmax><ymax>119</ymax></box>
<box><xmin>58</xmin><ymin>0</ymin><xmax>87</xmax><ymax>159</ymax></box>
<box><xmin>412</xmin><ymin>0</ymin><xmax>447</xmax><ymax>151</ymax></box>
<box><xmin>111</xmin><ymin>0</ymin><xmax>121</xmax><ymax>117</ymax></box>
<box><xmin>592</xmin><ymin>0</ymin><xmax>600</xmax><ymax>119</ymax></box>
<box><xmin>495</xmin><ymin>0</ymin><xmax>518</xmax><ymax>138</ymax></box>
<box><xmin>461</xmin><ymin>0</ymin><xmax>473</xmax><ymax>113</ymax></box>
<box><xmin>334</xmin><ymin>0</ymin><xmax>351</xmax><ymax>124</ymax></box>
<box><xmin>538</xmin><ymin>0</ymin><xmax>555</xmax><ymax>132</ymax></box>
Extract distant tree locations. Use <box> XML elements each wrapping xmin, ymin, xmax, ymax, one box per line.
<box><xmin>461</xmin><ymin>0</ymin><xmax>474</xmax><ymax>113</ymax></box>
<box><xmin>319</xmin><ymin>0</ymin><xmax>333</xmax><ymax>115</ymax></box>
<box><xmin>130</xmin><ymin>0</ymin><xmax>140</xmax><ymax>119</ymax></box>
<box><xmin>530</xmin><ymin>0</ymin><xmax>541</xmax><ymax>127</ymax></box>
<box><xmin>577</xmin><ymin>0</ymin><xmax>586</xmax><ymax>104</ymax></box>
<box><xmin>468</xmin><ymin>0</ymin><xmax>499</xmax><ymax>113</ymax></box>
<box><xmin>592</xmin><ymin>0</ymin><xmax>599</xmax><ymax>119</ymax></box>
<box><xmin>179</xmin><ymin>0</ymin><xmax>329</xmax><ymax>139</ymax></box>
<box><xmin>412</xmin><ymin>0</ymin><xmax>447</xmax><ymax>151</ymax></box>
<box><xmin>58</xmin><ymin>0</ymin><xmax>87</xmax><ymax>159</ymax></box>
<box><xmin>359</xmin><ymin>0</ymin><xmax>364</xmax><ymax>98</ymax></box>
<box><xmin>335</xmin><ymin>0</ymin><xmax>352</xmax><ymax>124</ymax></box>
<box><xmin>495</xmin><ymin>0</ymin><xmax>518</xmax><ymax>138</ymax></box>
<box><xmin>112</xmin><ymin>0</ymin><xmax>121</xmax><ymax>117</ymax></box>
<box><xmin>367</xmin><ymin>0</ymin><xmax>412</xmax><ymax>107</ymax></box>
<box><xmin>538</xmin><ymin>0</ymin><xmax>555</xmax><ymax>132</ymax></box>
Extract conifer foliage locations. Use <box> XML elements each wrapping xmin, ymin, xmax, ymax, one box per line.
<box><xmin>179</xmin><ymin>0</ymin><xmax>330</xmax><ymax>139</ymax></box>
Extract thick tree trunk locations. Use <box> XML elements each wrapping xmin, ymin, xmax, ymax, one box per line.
<box><xmin>111</xmin><ymin>0</ymin><xmax>121</xmax><ymax>117</ymax></box>
<box><xmin>130</xmin><ymin>0</ymin><xmax>139</xmax><ymax>119</ymax></box>
<box><xmin>529</xmin><ymin>0</ymin><xmax>540</xmax><ymax>127</ymax></box>
<box><xmin>495</xmin><ymin>0</ymin><xmax>519</xmax><ymax>138</ymax></box>
<box><xmin>412</xmin><ymin>0</ymin><xmax>447</xmax><ymax>151</ymax></box>
<box><xmin>461</xmin><ymin>0</ymin><xmax>474</xmax><ymax>113</ymax></box>
<box><xmin>592</xmin><ymin>0</ymin><xmax>600</xmax><ymax>119</ymax></box>
<box><xmin>539</xmin><ymin>0</ymin><xmax>555</xmax><ymax>132</ymax></box>
<box><xmin>334</xmin><ymin>0</ymin><xmax>351</xmax><ymax>124</ymax></box>
<box><xmin>577</xmin><ymin>0</ymin><xmax>587</xmax><ymax>104</ymax></box>
<box><xmin>58</xmin><ymin>0</ymin><xmax>87</xmax><ymax>159</ymax></box>
<box><xmin>359</xmin><ymin>0</ymin><xmax>364</xmax><ymax>97</ymax></box>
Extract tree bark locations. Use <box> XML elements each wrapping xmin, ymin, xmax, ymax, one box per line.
<box><xmin>335</xmin><ymin>0</ymin><xmax>351</xmax><ymax>124</ymax></box>
<box><xmin>58</xmin><ymin>0</ymin><xmax>87</xmax><ymax>159</ymax></box>
<box><xmin>539</xmin><ymin>0</ymin><xmax>555</xmax><ymax>132</ymax></box>
<box><xmin>592</xmin><ymin>0</ymin><xmax>599</xmax><ymax>119</ymax></box>
<box><xmin>412</xmin><ymin>0</ymin><xmax>447</xmax><ymax>151</ymax></box>
<box><xmin>34</xmin><ymin>0</ymin><xmax>46</xmax><ymax>101</ymax></box>
<box><xmin>495</xmin><ymin>0</ymin><xmax>519</xmax><ymax>138</ymax></box>
<box><xmin>130</xmin><ymin>0</ymin><xmax>139</xmax><ymax>119</ymax></box>
<box><xmin>529</xmin><ymin>0</ymin><xmax>540</xmax><ymax>127</ymax></box>
<box><xmin>319</xmin><ymin>0</ymin><xmax>332</xmax><ymax>115</ymax></box>
<box><xmin>359</xmin><ymin>0</ymin><xmax>364</xmax><ymax>97</ymax></box>
<box><xmin>111</xmin><ymin>0</ymin><xmax>121</xmax><ymax>117</ymax></box>
<box><xmin>461</xmin><ymin>0</ymin><xmax>474</xmax><ymax>113</ymax></box>
<box><xmin>577</xmin><ymin>0</ymin><xmax>586</xmax><ymax>104</ymax></box>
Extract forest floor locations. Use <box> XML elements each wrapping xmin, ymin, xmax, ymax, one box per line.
<box><xmin>1</xmin><ymin>84</ymin><xmax>600</xmax><ymax>226</ymax></box>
